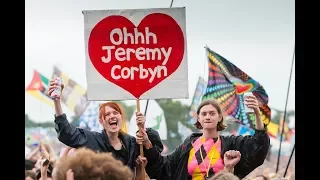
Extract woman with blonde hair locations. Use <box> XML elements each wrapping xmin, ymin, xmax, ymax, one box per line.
<box><xmin>136</xmin><ymin>95</ymin><xmax>270</xmax><ymax>179</ymax></box>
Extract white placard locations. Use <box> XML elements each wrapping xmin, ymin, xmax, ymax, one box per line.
<box><xmin>83</xmin><ymin>7</ymin><xmax>188</xmax><ymax>100</ymax></box>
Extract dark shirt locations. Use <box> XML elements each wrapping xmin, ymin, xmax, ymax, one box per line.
<box><xmin>110</xmin><ymin>139</ymin><xmax>129</xmax><ymax>165</ymax></box>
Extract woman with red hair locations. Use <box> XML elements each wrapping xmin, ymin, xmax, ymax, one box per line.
<box><xmin>48</xmin><ymin>77</ymin><xmax>163</xmax><ymax>173</ymax></box>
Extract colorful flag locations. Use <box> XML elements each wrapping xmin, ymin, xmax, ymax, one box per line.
<box><xmin>128</xmin><ymin>100</ymin><xmax>167</xmax><ymax>140</ymax></box>
<box><xmin>202</xmin><ymin>47</ymin><xmax>271</xmax><ymax>129</ymax></box>
<box><xmin>26</xmin><ymin>70</ymin><xmax>54</xmax><ymax>107</ymax></box>
<box><xmin>267</xmin><ymin>121</ymin><xmax>279</xmax><ymax>138</ymax></box>
<box><xmin>51</xmin><ymin>66</ymin><xmax>90</xmax><ymax>116</ymax></box>
<box><xmin>237</xmin><ymin>124</ymin><xmax>255</xmax><ymax>136</ymax></box>
<box><xmin>186</xmin><ymin>77</ymin><xmax>207</xmax><ymax>125</ymax></box>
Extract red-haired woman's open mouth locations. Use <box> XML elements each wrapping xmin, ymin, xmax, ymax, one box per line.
<box><xmin>109</xmin><ymin>120</ymin><xmax>118</xmax><ymax>129</ymax></box>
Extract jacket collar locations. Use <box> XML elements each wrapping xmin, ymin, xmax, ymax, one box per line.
<box><xmin>101</xmin><ymin>129</ymin><xmax>111</xmax><ymax>147</ymax></box>
<box><xmin>101</xmin><ymin>129</ymin><xmax>135</xmax><ymax>150</ymax></box>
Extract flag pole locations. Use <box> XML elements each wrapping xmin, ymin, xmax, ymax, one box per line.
<box><xmin>283</xmin><ymin>143</ymin><xmax>295</xmax><ymax>177</ymax></box>
<box><xmin>144</xmin><ymin>100</ymin><xmax>149</xmax><ymax>116</ymax></box>
<box><xmin>170</xmin><ymin>0</ymin><xmax>174</xmax><ymax>7</ymax></box>
<box><xmin>275</xmin><ymin>45</ymin><xmax>295</xmax><ymax>173</ymax></box>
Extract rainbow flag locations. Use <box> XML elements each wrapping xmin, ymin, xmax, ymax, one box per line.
<box><xmin>202</xmin><ymin>47</ymin><xmax>271</xmax><ymax>129</ymax></box>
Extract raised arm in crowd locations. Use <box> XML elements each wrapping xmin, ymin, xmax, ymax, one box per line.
<box><xmin>136</xmin><ymin>95</ymin><xmax>270</xmax><ymax>179</ymax></box>
<box><xmin>48</xmin><ymin>77</ymin><xmax>163</xmax><ymax>177</ymax></box>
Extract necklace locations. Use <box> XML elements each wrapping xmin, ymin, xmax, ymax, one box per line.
<box><xmin>199</xmin><ymin>136</ymin><xmax>219</xmax><ymax>178</ymax></box>
<box><xmin>111</xmin><ymin>138</ymin><xmax>125</xmax><ymax>151</ymax></box>
<box><xmin>120</xmin><ymin>139</ymin><xmax>126</xmax><ymax>151</ymax></box>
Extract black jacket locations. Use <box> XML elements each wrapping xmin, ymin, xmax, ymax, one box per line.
<box><xmin>145</xmin><ymin>129</ymin><xmax>270</xmax><ymax>179</ymax></box>
<box><xmin>54</xmin><ymin>113</ymin><xmax>163</xmax><ymax>171</ymax></box>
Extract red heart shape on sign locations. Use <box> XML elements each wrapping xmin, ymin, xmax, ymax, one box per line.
<box><xmin>88</xmin><ymin>13</ymin><xmax>185</xmax><ymax>99</ymax></box>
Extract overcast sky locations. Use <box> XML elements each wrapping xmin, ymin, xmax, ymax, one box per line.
<box><xmin>25</xmin><ymin>0</ymin><xmax>295</xmax><ymax>123</ymax></box>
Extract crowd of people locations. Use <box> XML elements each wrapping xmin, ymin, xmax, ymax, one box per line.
<box><xmin>25</xmin><ymin>77</ymin><xmax>292</xmax><ymax>180</ymax></box>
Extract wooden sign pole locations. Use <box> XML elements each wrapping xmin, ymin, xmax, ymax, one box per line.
<box><xmin>136</xmin><ymin>99</ymin><xmax>145</xmax><ymax>180</ymax></box>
